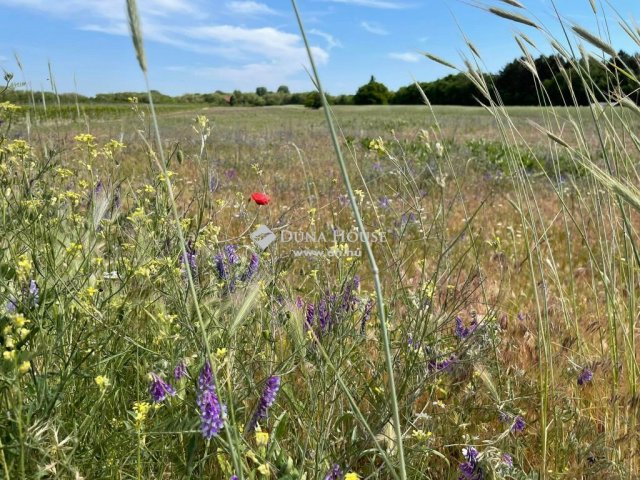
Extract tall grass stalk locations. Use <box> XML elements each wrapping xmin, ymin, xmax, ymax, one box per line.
<box><xmin>291</xmin><ymin>1</ymin><xmax>407</xmax><ymax>478</ymax></box>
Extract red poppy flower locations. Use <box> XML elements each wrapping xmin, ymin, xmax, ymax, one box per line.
<box><xmin>251</xmin><ymin>192</ymin><xmax>270</xmax><ymax>205</ymax></box>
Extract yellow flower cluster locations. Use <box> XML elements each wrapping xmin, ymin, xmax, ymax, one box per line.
<box><xmin>3</xmin><ymin>314</ymin><xmax>31</xmax><ymax>364</ymax></box>
<box><xmin>95</xmin><ymin>375</ymin><xmax>110</xmax><ymax>391</ymax></box>
<box><xmin>368</xmin><ymin>137</ymin><xmax>387</xmax><ymax>155</ymax></box>
<box><xmin>16</xmin><ymin>254</ymin><xmax>32</xmax><ymax>280</ymax></box>
<box><xmin>412</xmin><ymin>429</ymin><xmax>433</xmax><ymax>441</ymax></box>
<box><xmin>132</xmin><ymin>401</ymin><xmax>151</xmax><ymax>429</ymax></box>
<box><xmin>0</xmin><ymin>101</ymin><xmax>21</xmax><ymax>112</ymax></box>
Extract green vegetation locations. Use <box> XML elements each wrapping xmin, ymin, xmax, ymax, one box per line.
<box><xmin>2</xmin><ymin>1</ymin><xmax>640</xmax><ymax>479</ymax></box>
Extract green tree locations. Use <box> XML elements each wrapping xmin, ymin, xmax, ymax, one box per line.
<box><xmin>304</xmin><ymin>91</ymin><xmax>323</xmax><ymax>109</ymax></box>
<box><xmin>277</xmin><ymin>85</ymin><xmax>290</xmax><ymax>94</ymax></box>
<box><xmin>255</xmin><ymin>86</ymin><xmax>268</xmax><ymax>97</ymax></box>
<box><xmin>354</xmin><ymin>76</ymin><xmax>391</xmax><ymax>105</ymax></box>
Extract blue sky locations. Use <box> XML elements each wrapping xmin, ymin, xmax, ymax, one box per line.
<box><xmin>0</xmin><ymin>0</ymin><xmax>637</xmax><ymax>96</ymax></box>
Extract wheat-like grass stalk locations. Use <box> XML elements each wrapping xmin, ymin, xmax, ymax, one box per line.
<box><xmin>126</xmin><ymin>0</ymin><xmax>147</xmax><ymax>73</ymax></box>
<box><xmin>571</xmin><ymin>25</ymin><xmax>617</xmax><ymax>58</ymax></box>
<box><xmin>488</xmin><ymin>7</ymin><xmax>539</xmax><ymax>29</ymax></box>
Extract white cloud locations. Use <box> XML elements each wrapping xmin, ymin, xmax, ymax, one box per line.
<box><xmin>0</xmin><ymin>0</ymin><xmax>329</xmax><ymax>90</ymax></box>
<box><xmin>309</xmin><ymin>29</ymin><xmax>341</xmax><ymax>50</ymax></box>
<box><xmin>328</xmin><ymin>0</ymin><xmax>407</xmax><ymax>9</ymax></box>
<box><xmin>226</xmin><ymin>1</ymin><xmax>277</xmax><ymax>15</ymax></box>
<box><xmin>168</xmin><ymin>25</ymin><xmax>328</xmax><ymax>88</ymax></box>
<box><xmin>389</xmin><ymin>52</ymin><xmax>421</xmax><ymax>63</ymax></box>
<box><xmin>360</xmin><ymin>21</ymin><xmax>388</xmax><ymax>35</ymax></box>
<box><xmin>179</xmin><ymin>25</ymin><xmax>328</xmax><ymax>64</ymax></box>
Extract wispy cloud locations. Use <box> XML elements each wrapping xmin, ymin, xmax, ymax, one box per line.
<box><xmin>226</xmin><ymin>1</ymin><xmax>277</xmax><ymax>15</ymax></box>
<box><xmin>309</xmin><ymin>29</ymin><xmax>341</xmax><ymax>50</ymax></box>
<box><xmin>169</xmin><ymin>25</ymin><xmax>329</xmax><ymax>88</ymax></box>
<box><xmin>389</xmin><ymin>52</ymin><xmax>421</xmax><ymax>63</ymax></box>
<box><xmin>328</xmin><ymin>0</ymin><xmax>408</xmax><ymax>9</ymax></box>
<box><xmin>0</xmin><ymin>0</ymin><xmax>205</xmax><ymax>20</ymax></box>
<box><xmin>360</xmin><ymin>21</ymin><xmax>388</xmax><ymax>35</ymax></box>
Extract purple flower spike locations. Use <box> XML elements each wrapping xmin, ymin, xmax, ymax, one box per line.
<box><xmin>305</xmin><ymin>303</ymin><xmax>315</xmax><ymax>329</ymax></box>
<box><xmin>360</xmin><ymin>299</ymin><xmax>373</xmax><ymax>334</ymax></box>
<box><xmin>214</xmin><ymin>253</ymin><xmax>227</xmax><ymax>280</ymax></box>
<box><xmin>241</xmin><ymin>253</ymin><xmax>259</xmax><ymax>282</ymax></box>
<box><xmin>149</xmin><ymin>373</ymin><xmax>176</xmax><ymax>403</ymax></box>
<box><xmin>428</xmin><ymin>354</ymin><xmax>456</xmax><ymax>373</ymax></box>
<box><xmin>578</xmin><ymin>367</ymin><xmax>593</xmax><ymax>386</ymax></box>
<box><xmin>28</xmin><ymin>280</ymin><xmax>39</xmax><ymax>307</ymax></box>
<box><xmin>499</xmin><ymin>412</ymin><xmax>525</xmax><ymax>433</ymax></box>
<box><xmin>324</xmin><ymin>464</ymin><xmax>343</xmax><ymax>480</ymax></box>
<box><xmin>318</xmin><ymin>298</ymin><xmax>330</xmax><ymax>331</ymax></box>
<box><xmin>459</xmin><ymin>446</ymin><xmax>483</xmax><ymax>480</ymax></box>
<box><xmin>502</xmin><ymin>453</ymin><xmax>513</xmax><ymax>467</ymax></box>
<box><xmin>247</xmin><ymin>375</ymin><xmax>281</xmax><ymax>432</ymax></box>
<box><xmin>230</xmin><ymin>476</ymin><xmax>238</xmax><ymax>480</ymax></box>
<box><xmin>198</xmin><ymin>387</ymin><xmax>225</xmax><ymax>439</ymax></box>
<box><xmin>197</xmin><ymin>360</ymin><xmax>225</xmax><ymax>439</ymax></box>
<box><xmin>198</xmin><ymin>360</ymin><xmax>213</xmax><ymax>391</ymax></box>
<box><xmin>224</xmin><ymin>245</ymin><xmax>240</xmax><ymax>265</ymax></box>
<box><xmin>512</xmin><ymin>415</ymin><xmax>525</xmax><ymax>432</ymax></box>
<box><xmin>455</xmin><ymin>316</ymin><xmax>477</xmax><ymax>340</ymax></box>
<box><xmin>6</xmin><ymin>297</ymin><xmax>17</xmax><ymax>314</ymax></box>
<box><xmin>174</xmin><ymin>360</ymin><xmax>188</xmax><ymax>381</ymax></box>
<box><xmin>179</xmin><ymin>240</ymin><xmax>197</xmax><ymax>281</ymax></box>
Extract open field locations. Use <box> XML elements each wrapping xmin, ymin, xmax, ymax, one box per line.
<box><xmin>2</xmin><ymin>98</ymin><xmax>640</xmax><ymax>479</ymax></box>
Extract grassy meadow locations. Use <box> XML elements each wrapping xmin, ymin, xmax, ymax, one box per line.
<box><xmin>3</xmin><ymin>1</ymin><xmax>640</xmax><ymax>479</ymax></box>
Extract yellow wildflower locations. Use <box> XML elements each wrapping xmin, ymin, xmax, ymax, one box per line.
<box><xmin>255</xmin><ymin>431</ymin><xmax>269</xmax><ymax>447</ymax></box>
<box><xmin>368</xmin><ymin>137</ymin><xmax>387</xmax><ymax>155</ymax></box>
<box><xmin>216</xmin><ymin>348</ymin><xmax>228</xmax><ymax>360</ymax></box>
<box><xmin>345</xmin><ymin>473</ymin><xmax>359</xmax><ymax>480</ymax></box>
<box><xmin>257</xmin><ymin>464</ymin><xmax>270</xmax><ymax>477</ymax></box>
<box><xmin>95</xmin><ymin>375</ymin><xmax>110</xmax><ymax>391</ymax></box>
<box><xmin>17</xmin><ymin>254</ymin><xmax>32</xmax><ymax>279</ymax></box>
<box><xmin>13</xmin><ymin>314</ymin><xmax>28</xmax><ymax>328</ymax></box>
<box><xmin>3</xmin><ymin>350</ymin><xmax>17</xmax><ymax>361</ymax></box>
<box><xmin>412</xmin><ymin>430</ymin><xmax>433</xmax><ymax>441</ymax></box>
<box><xmin>85</xmin><ymin>287</ymin><xmax>98</xmax><ymax>297</ymax></box>
<box><xmin>18</xmin><ymin>360</ymin><xmax>31</xmax><ymax>374</ymax></box>
<box><xmin>133</xmin><ymin>401</ymin><xmax>151</xmax><ymax>428</ymax></box>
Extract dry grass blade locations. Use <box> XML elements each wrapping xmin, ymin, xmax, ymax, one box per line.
<box><xmin>572</xmin><ymin>25</ymin><xmax>617</xmax><ymax>57</ymax></box>
<box><xmin>126</xmin><ymin>0</ymin><xmax>147</xmax><ymax>73</ymax></box>
<box><xmin>489</xmin><ymin>7</ymin><xmax>539</xmax><ymax>29</ymax></box>
<box><xmin>421</xmin><ymin>52</ymin><xmax>457</xmax><ymax>70</ymax></box>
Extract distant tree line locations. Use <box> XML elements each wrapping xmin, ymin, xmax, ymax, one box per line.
<box><xmin>392</xmin><ymin>51</ymin><xmax>640</xmax><ymax>106</ymax></box>
<box><xmin>4</xmin><ymin>51</ymin><xmax>639</xmax><ymax>107</ymax></box>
